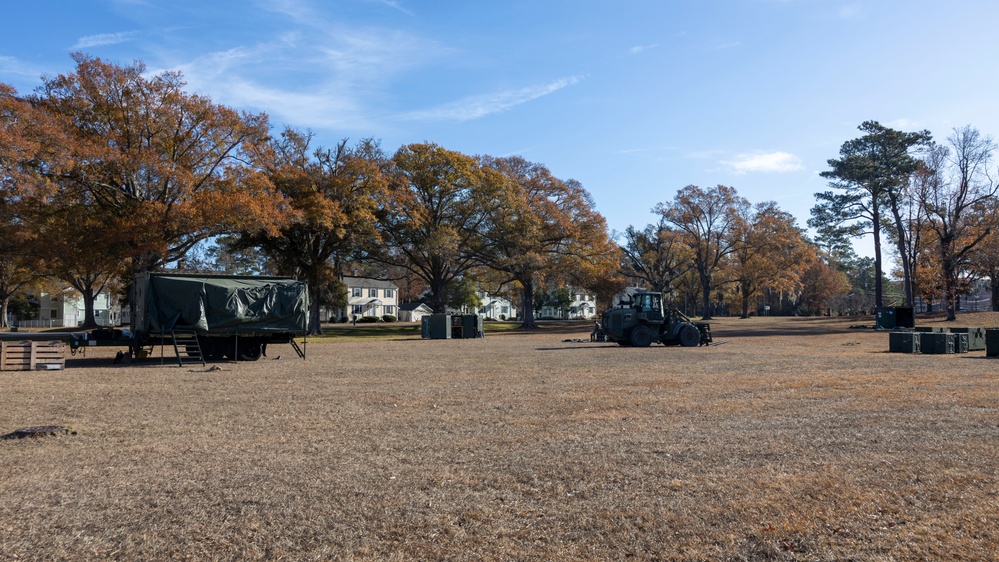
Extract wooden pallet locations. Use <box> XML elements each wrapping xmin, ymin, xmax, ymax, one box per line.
<box><xmin>0</xmin><ymin>340</ymin><xmax>66</xmax><ymax>371</ymax></box>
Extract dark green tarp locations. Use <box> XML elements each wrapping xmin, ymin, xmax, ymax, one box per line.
<box><xmin>135</xmin><ymin>274</ymin><xmax>308</xmax><ymax>335</ymax></box>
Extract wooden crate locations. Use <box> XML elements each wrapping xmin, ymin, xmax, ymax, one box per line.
<box><xmin>0</xmin><ymin>340</ymin><xmax>66</xmax><ymax>371</ymax></box>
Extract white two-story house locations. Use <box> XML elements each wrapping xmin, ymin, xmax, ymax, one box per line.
<box><xmin>341</xmin><ymin>276</ymin><xmax>399</xmax><ymax>321</ymax></box>
<box><xmin>476</xmin><ymin>290</ymin><xmax>518</xmax><ymax>320</ymax></box>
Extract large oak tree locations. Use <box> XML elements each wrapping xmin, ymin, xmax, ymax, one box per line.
<box><xmin>656</xmin><ymin>184</ymin><xmax>749</xmax><ymax>320</ymax></box>
<box><xmin>34</xmin><ymin>53</ymin><xmax>285</xmax><ymax>276</ymax></box>
<box><xmin>478</xmin><ymin>156</ymin><xmax>618</xmax><ymax>329</ymax></box>
<box><xmin>241</xmin><ymin>129</ymin><xmax>389</xmax><ymax>335</ymax></box>
<box><xmin>378</xmin><ymin>143</ymin><xmax>499</xmax><ymax>314</ymax></box>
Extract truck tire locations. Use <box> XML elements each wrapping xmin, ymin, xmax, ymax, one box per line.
<box><xmin>238</xmin><ymin>339</ymin><xmax>263</xmax><ymax>361</ymax></box>
<box><xmin>630</xmin><ymin>326</ymin><xmax>653</xmax><ymax>347</ymax></box>
<box><xmin>679</xmin><ymin>324</ymin><xmax>700</xmax><ymax>347</ymax></box>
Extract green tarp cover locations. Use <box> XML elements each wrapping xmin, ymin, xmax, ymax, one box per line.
<box><xmin>143</xmin><ymin>274</ymin><xmax>308</xmax><ymax>335</ymax></box>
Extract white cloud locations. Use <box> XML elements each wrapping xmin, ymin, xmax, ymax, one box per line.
<box><xmin>73</xmin><ymin>32</ymin><xmax>139</xmax><ymax>49</ymax></box>
<box><xmin>402</xmin><ymin>75</ymin><xmax>585</xmax><ymax>122</ymax></box>
<box><xmin>366</xmin><ymin>0</ymin><xmax>414</xmax><ymax>16</ymax></box>
<box><xmin>886</xmin><ymin>118</ymin><xmax>919</xmax><ymax>130</ymax></box>
<box><xmin>629</xmin><ymin>44</ymin><xmax>658</xmax><ymax>54</ymax></box>
<box><xmin>727</xmin><ymin>151</ymin><xmax>803</xmax><ymax>174</ymax></box>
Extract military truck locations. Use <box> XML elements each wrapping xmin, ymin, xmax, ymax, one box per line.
<box><xmin>597</xmin><ymin>291</ymin><xmax>711</xmax><ymax>347</ymax></box>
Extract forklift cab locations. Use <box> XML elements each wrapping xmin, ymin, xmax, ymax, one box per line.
<box><xmin>635</xmin><ymin>292</ymin><xmax>664</xmax><ymax>323</ymax></box>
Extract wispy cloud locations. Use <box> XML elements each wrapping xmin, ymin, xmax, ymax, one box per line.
<box><xmin>73</xmin><ymin>31</ymin><xmax>140</xmax><ymax>49</ymax></box>
<box><xmin>366</xmin><ymin>0</ymin><xmax>414</xmax><ymax>16</ymax></box>
<box><xmin>629</xmin><ymin>44</ymin><xmax>658</xmax><ymax>55</ymax></box>
<box><xmin>713</xmin><ymin>41</ymin><xmax>742</xmax><ymax>51</ymax></box>
<box><xmin>158</xmin><ymin>19</ymin><xmax>450</xmax><ymax>132</ymax></box>
<box><xmin>886</xmin><ymin>118</ymin><xmax>919</xmax><ymax>130</ymax></box>
<box><xmin>0</xmin><ymin>56</ymin><xmax>47</xmax><ymax>87</ymax></box>
<box><xmin>727</xmin><ymin>151</ymin><xmax>803</xmax><ymax>174</ymax></box>
<box><xmin>402</xmin><ymin>75</ymin><xmax>585</xmax><ymax>122</ymax></box>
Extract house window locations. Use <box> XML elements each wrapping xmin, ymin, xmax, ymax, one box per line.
<box><xmin>369</xmin><ymin>288</ymin><xmax>378</xmax><ymax>298</ymax></box>
<box><xmin>384</xmin><ymin>305</ymin><xmax>394</xmax><ymax>315</ymax></box>
<box><xmin>352</xmin><ymin>287</ymin><xmax>361</xmax><ymax>297</ymax></box>
<box><xmin>385</xmin><ymin>289</ymin><xmax>394</xmax><ymax>298</ymax></box>
<box><xmin>501</xmin><ymin>306</ymin><xmax>509</xmax><ymax>314</ymax></box>
<box><xmin>352</xmin><ymin>305</ymin><xmax>363</xmax><ymax>315</ymax></box>
<box><xmin>50</xmin><ymin>310</ymin><xmax>58</xmax><ymax>319</ymax></box>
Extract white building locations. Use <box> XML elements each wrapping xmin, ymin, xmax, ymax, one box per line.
<box><xmin>397</xmin><ymin>302</ymin><xmax>434</xmax><ymax>323</ymax></box>
<box><xmin>17</xmin><ymin>289</ymin><xmax>121</xmax><ymax>328</ymax></box>
<box><xmin>476</xmin><ymin>290</ymin><xmax>517</xmax><ymax>320</ymax></box>
<box><xmin>540</xmin><ymin>288</ymin><xmax>598</xmax><ymax>319</ymax></box>
<box><xmin>340</xmin><ymin>276</ymin><xmax>400</xmax><ymax>321</ymax></box>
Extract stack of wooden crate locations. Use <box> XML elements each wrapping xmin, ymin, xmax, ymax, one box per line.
<box><xmin>0</xmin><ymin>340</ymin><xmax>66</xmax><ymax>371</ymax></box>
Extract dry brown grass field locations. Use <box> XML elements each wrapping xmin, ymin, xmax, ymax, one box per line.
<box><xmin>2</xmin><ymin>314</ymin><xmax>999</xmax><ymax>561</ymax></box>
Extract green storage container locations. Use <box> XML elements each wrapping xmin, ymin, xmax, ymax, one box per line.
<box><xmin>423</xmin><ymin>314</ymin><xmax>452</xmax><ymax>339</ymax></box>
<box><xmin>950</xmin><ymin>327</ymin><xmax>985</xmax><ymax>351</ymax></box>
<box><xmin>954</xmin><ymin>333</ymin><xmax>969</xmax><ymax>353</ymax></box>
<box><xmin>461</xmin><ymin>314</ymin><xmax>484</xmax><ymax>338</ymax></box>
<box><xmin>875</xmin><ymin>307</ymin><xmax>915</xmax><ymax>330</ymax></box>
<box><xmin>920</xmin><ymin>332</ymin><xmax>955</xmax><ymax>354</ymax></box>
<box><xmin>986</xmin><ymin>329</ymin><xmax>999</xmax><ymax>357</ymax></box>
<box><xmin>889</xmin><ymin>332</ymin><xmax>920</xmax><ymax>353</ymax></box>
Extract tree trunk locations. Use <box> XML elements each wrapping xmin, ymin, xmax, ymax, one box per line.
<box><xmin>0</xmin><ymin>296</ymin><xmax>8</xmax><ymax>328</ymax></box>
<box><xmin>700</xmin><ymin>270</ymin><xmax>712</xmax><ymax>320</ymax></box>
<box><xmin>307</xmin><ymin>288</ymin><xmax>323</xmax><ymax>336</ymax></box>
<box><xmin>740</xmin><ymin>285</ymin><xmax>751</xmax><ymax>319</ymax></box>
<box><xmin>992</xmin><ymin>277</ymin><xmax>999</xmax><ymax>312</ymax></box>
<box><xmin>888</xmin><ymin>204</ymin><xmax>914</xmax><ymax>307</ymax></box>
<box><xmin>942</xmin><ymin>247</ymin><xmax>958</xmax><ymax>322</ymax></box>
<box><xmin>520</xmin><ymin>278</ymin><xmax>537</xmax><ymax>329</ymax></box>
<box><xmin>872</xmin><ymin>207</ymin><xmax>884</xmax><ymax>308</ymax></box>
<box><xmin>80</xmin><ymin>286</ymin><xmax>99</xmax><ymax>329</ymax></box>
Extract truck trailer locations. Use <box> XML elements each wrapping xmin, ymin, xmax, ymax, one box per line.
<box><xmin>1</xmin><ymin>272</ymin><xmax>309</xmax><ymax>365</ymax></box>
<box><xmin>131</xmin><ymin>272</ymin><xmax>309</xmax><ymax>362</ymax></box>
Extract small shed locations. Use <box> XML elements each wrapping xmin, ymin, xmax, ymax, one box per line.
<box><xmin>399</xmin><ymin>302</ymin><xmax>434</xmax><ymax>323</ymax></box>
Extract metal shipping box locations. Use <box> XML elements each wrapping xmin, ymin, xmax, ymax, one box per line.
<box><xmin>954</xmin><ymin>332</ymin><xmax>969</xmax><ymax>354</ymax></box>
<box><xmin>987</xmin><ymin>329</ymin><xmax>999</xmax><ymax>357</ymax></box>
<box><xmin>888</xmin><ymin>332</ymin><xmax>920</xmax><ymax>353</ymax></box>
<box><xmin>950</xmin><ymin>327</ymin><xmax>985</xmax><ymax>351</ymax></box>
<box><xmin>423</xmin><ymin>314</ymin><xmax>452</xmax><ymax>339</ymax></box>
<box><xmin>920</xmin><ymin>332</ymin><xmax>955</xmax><ymax>354</ymax></box>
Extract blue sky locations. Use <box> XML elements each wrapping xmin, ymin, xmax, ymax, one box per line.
<box><xmin>3</xmin><ymin>0</ymin><xmax>999</xmax><ymax>258</ymax></box>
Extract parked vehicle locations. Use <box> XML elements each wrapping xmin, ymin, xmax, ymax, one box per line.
<box><xmin>597</xmin><ymin>291</ymin><xmax>711</xmax><ymax>347</ymax></box>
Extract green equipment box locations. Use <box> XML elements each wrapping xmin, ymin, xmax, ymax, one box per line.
<box><xmin>875</xmin><ymin>307</ymin><xmax>915</xmax><ymax>330</ymax></box>
<box><xmin>888</xmin><ymin>332</ymin><xmax>920</xmax><ymax>353</ymax></box>
<box><xmin>920</xmin><ymin>332</ymin><xmax>955</xmax><ymax>354</ymax></box>
<box><xmin>950</xmin><ymin>327</ymin><xmax>985</xmax><ymax>351</ymax></box>
<box><xmin>987</xmin><ymin>329</ymin><xmax>999</xmax><ymax>357</ymax></box>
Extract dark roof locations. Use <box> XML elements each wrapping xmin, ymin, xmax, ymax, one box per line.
<box><xmin>343</xmin><ymin>276</ymin><xmax>398</xmax><ymax>290</ymax></box>
<box><xmin>399</xmin><ymin>302</ymin><xmax>433</xmax><ymax>312</ymax></box>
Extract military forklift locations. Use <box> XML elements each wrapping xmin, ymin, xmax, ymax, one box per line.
<box><xmin>596</xmin><ymin>291</ymin><xmax>711</xmax><ymax>347</ymax></box>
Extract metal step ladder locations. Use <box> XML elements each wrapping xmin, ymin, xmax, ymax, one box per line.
<box><xmin>170</xmin><ymin>329</ymin><xmax>205</xmax><ymax>367</ymax></box>
<box><xmin>289</xmin><ymin>338</ymin><xmax>306</xmax><ymax>359</ymax></box>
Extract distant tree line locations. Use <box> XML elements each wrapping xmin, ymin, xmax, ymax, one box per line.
<box><xmin>809</xmin><ymin>121</ymin><xmax>999</xmax><ymax>321</ymax></box>
<box><xmin>619</xmin><ymin>184</ymin><xmax>857</xmax><ymax>320</ymax></box>
<box><xmin>0</xmin><ymin>54</ymin><xmax>618</xmax><ymax>332</ymax></box>
<box><xmin>5</xmin><ymin>55</ymin><xmax>994</xmax><ymax>332</ymax></box>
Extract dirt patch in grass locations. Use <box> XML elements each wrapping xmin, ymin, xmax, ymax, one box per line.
<box><xmin>2</xmin><ymin>314</ymin><xmax>998</xmax><ymax>560</ymax></box>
